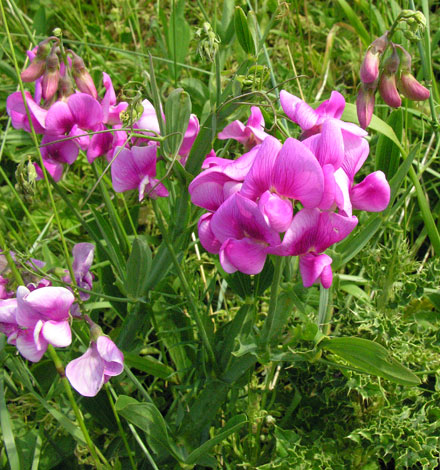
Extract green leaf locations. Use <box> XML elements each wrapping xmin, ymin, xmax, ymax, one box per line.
<box><xmin>0</xmin><ymin>374</ymin><xmax>21</xmax><ymax>470</ymax></box>
<box><xmin>116</xmin><ymin>395</ymin><xmax>183</xmax><ymax>461</ymax></box>
<box><xmin>164</xmin><ymin>88</ymin><xmax>192</xmax><ymax>155</ymax></box>
<box><xmin>185</xmin><ymin>414</ymin><xmax>247</xmax><ymax>465</ymax></box>
<box><xmin>321</xmin><ymin>337</ymin><xmax>421</xmax><ymax>386</ymax></box>
<box><xmin>234</xmin><ymin>7</ymin><xmax>256</xmax><ymax>55</ymax></box>
<box><xmin>124</xmin><ymin>353</ymin><xmax>177</xmax><ymax>382</ymax></box>
<box><xmin>342</xmin><ymin>102</ymin><xmax>404</xmax><ymax>152</ymax></box>
<box><xmin>261</xmin><ymin>292</ymin><xmax>295</xmax><ymax>345</ymax></box>
<box><xmin>335</xmin><ymin>0</ymin><xmax>370</xmax><ymax>47</ymax></box>
<box><xmin>124</xmin><ymin>237</ymin><xmax>152</xmax><ymax>299</ymax></box>
<box><xmin>375</xmin><ymin>110</ymin><xmax>403</xmax><ymax>178</ymax></box>
<box><xmin>340</xmin><ymin>283</ymin><xmax>370</xmax><ymax>302</ymax></box>
<box><xmin>166</xmin><ymin>0</ymin><xmax>191</xmax><ymax>80</ymax></box>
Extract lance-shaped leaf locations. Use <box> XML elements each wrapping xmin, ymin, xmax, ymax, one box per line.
<box><xmin>164</xmin><ymin>88</ymin><xmax>191</xmax><ymax>155</ymax></box>
<box><xmin>124</xmin><ymin>237</ymin><xmax>152</xmax><ymax>299</ymax></box>
<box><xmin>320</xmin><ymin>336</ymin><xmax>420</xmax><ymax>386</ymax></box>
<box><xmin>234</xmin><ymin>7</ymin><xmax>256</xmax><ymax>55</ymax></box>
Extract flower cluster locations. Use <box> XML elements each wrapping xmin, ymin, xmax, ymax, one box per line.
<box><xmin>190</xmin><ymin>91</ymin><xmax>391</xmax><ymax>288</ymax></box>
<box><xmin>6</xmin><ymin>38</ymin><xmax>200</xmax><ymax>202</ymax></box>
<box><xmin>0</xmin><ymin>243</ymin><xmax>123</xmax><ymax>397</ymax></box>
<box><xmin>357</xmin><ymin>32</ymin><xmax>430</xmax><ymax>129</ymax></box>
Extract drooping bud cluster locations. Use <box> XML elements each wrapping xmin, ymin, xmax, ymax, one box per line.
<box><xmin>0</xmin><ymin>243</ymin><xmax>124</xmax><ymax>397</ymax></box>
<box><xmin>7</xmin><ymin>38</ymin><xmax>201</xmax><ymax>202</ymax></box>
<box><xmin>356</xmin><ymin>13</ymin><xmax>430</xmax><ymax>129</ymax></box>
<box><xmin>190</xmin><ymin>91</ymin><xmax>391</xmax><ymax>289</ymax></box>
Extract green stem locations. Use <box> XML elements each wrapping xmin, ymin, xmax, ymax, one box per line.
<box><xmin>261</xmin><ymin>256</ymin><xmax>285</xmax><ymax>346</ymax></box>
<box><xmin>0</xmin><ymin>230</ymin><xmax>25</xmax><ymax>285</ymax></box>
<box><xmin>105</xmin><ymin>386</ymin><xmax>136</xmax><ymax>470</ymax></box>
<box><xmin>47</xmin><ymin>345</ymin><xmax>108</xmax><ymax>469</ymax></box>
<box><xmin>152</xmin><ymin>201</ymin><xmax>216</xmax><ymax>368</ymax></box>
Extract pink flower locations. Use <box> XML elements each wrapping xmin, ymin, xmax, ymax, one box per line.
<box><xmin>111</xmin><ymin>145</ymin><xmax>169</xmax><ymax>201</ymax></box>
<box><xmin>6</xmin><ymin>91</ymin><xmax>47</xmax><ymax>134</ymax></box>
<box><xmin>209</xmin><ymin>193</ymin><xmax>281</xmax><ymax>275</ymax></box>
<box><xmin>218</xmin><ymin>106</ymin><xmax>269</xmax><ymax>149</ymax></box>
<box><xmin>15</xmin><ymin>286</ymin><xmax>74</xmax><ymax>362</ymax></box>
<box><xmin>66</xmin><ymin>335</ymin><xmax>124</xmax><ymax>397</ymax></box>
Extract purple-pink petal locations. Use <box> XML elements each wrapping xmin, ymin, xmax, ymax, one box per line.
<box><xmin>217</xmin><ymin>120</ymin><xmax>247</xmax><ymax>143</ymax></box>
<box><xmin>258</xmin><ymin>191</ymin><xmax>293</xmax><ymax>233</ymax></box>
<box><xmin>299</xmin><ymin>253</ymin><xmax>333</xmax><ymax>288</ymax></box>
<box><xmin>16</xmin><ymin>329</ymin><xmax>47</xmax><ymax>362</ymax></box>
<box><xmin>68</xmin><ymin>93</ymin><xmax>103</xmax><ymax>130</ymax></box>
<box><xmin>65</xmin><ymin>343</ymin><xmax>105</xmax><ymax>397</ymax></box>
<box><xmin>219</xmin><ymin>238</ymin><xmax>268</xmax><ymax>275</ymax></box>
<box><xmin>41</xmin><ymin>320</ymin><xmax>72</xmax><ymax>347</ymax></box>
<box><xmin>271</xmin><ymin>138</ymin><xmax>324</xmax><ymax>208</ymax></box>
<box><xmin>41</xmin><ymin>134</ymin><xmax>79</xmax><ymax>165</ymax></box>
<box><xmin>351</xmin><ymin>171</ymin><xmax>390</xmax><ymax>212</ymax></box>
<box><xmin>240</xmin><ymin>136</ymin><xmax>282</xmax><ymax>200</ymax></box>
<box><xmin>280</xmin><ymin>90</ymin><xmax>318</xmax><ymax>130</ymax></box>
<box><xmin>7</xmin><ymin>91</ymin><xmax>47</xmax><ymax>134</ymax></box>
<box><xmin>314</xmin><ymin>91</ymin><xmax>346</xmax><ymax>120</ymax></box>
<box><xmin>45</xmin><ymin>100</ymin><xmax>74</xmax><ymax>135</ymax></box>
<box><xmin>198</xmin><ymin>213</ymin><xmax>221</xmax><ymax>254</ymax></box>
<box><xmin>96</xmin><ymin>336</ymin><xmax>124</xmax><ymax>377</ymax></box>
<box><xmin>179</xmin><ymin>114</ymin><xmax>200</xmax><ymax>157</ymax></box>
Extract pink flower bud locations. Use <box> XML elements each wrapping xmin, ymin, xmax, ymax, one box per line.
<box><xmin>360</xmin><ymin>32</ymin><xmax>389</xmax><ymax>84</ymax></box>
<box><xmin>42</xmin><ymin>49</ymin><xmax>60</xmax><ymax>101</ymax></box>
<box><xmin>378</xmin><ymin>47</ymin><xmax>401</xmax><ymax>108</ymax></box>
<box><xmin>398</xmin><ymin>72</ymin><xmax>430</xmax><ymax>101</ymax></box>
<box><xmin>379</xmin><ymin>74</ymin><xmax>401</xmax><ymax>108</ymax></box>
<box><xmin>71</xmin><ymin>52</ymin><xmax>97</xmax><ymax>99</ymax></box>
<box><xmin>21</xmin><ymin>40</ymin><xmax>51</xmax><ymax>82</ymax></box>
<box><xmin>356</xmin><ymin>84</ymin><xmax>376</xmax><ymax>129</ymax></box>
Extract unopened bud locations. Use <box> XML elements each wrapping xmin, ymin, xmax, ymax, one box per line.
<box><xmin>379</xmin><ymin>74</ymin><xmax>401</xmax><ymax>108</ymax></box>
<box><xmin>59</xmin><ymin>74</ymin><xmax>74</xmax><ymax>98</ymax></box>
<box><xmin>398</xmin><ymin>72</ymin><xmax>430</xmax><ymax>101</ymax></box>
<box><xmin>71</xmin><ymin>52</ymin><xmax>97</xmax><ymax>99</ymax></box>
<box><xmin>21</xmin><ymin>40</ymin><xmax>51</xmax><ymax>82</ymax></box>
<box><xmin>356</xmin><ymin>83</ymin><xmax>376</xmax><ymax>129</ymax></box>
<box><xmin>360</xmin><ymin>32</ymin><xmax>389</xmax><ymax>84</ymax></box>
<box><xmin>42</xmin><ymin>48</ymin><xmax>60</xmax><ymax>101</ymax></box>
<box><xmin>379</xmin><ymin>46</ymin><xmax>401</xmax><ymax>108</ymax></box>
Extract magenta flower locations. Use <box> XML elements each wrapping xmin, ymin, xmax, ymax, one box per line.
<box><xmin>240</xmin><ymin>136</ymin><xmax>324</xmax><ymax>212</ymax></box>
<box><xmin>218</xmin><ymin>106</ymin><xmax>269</xmax><ymax>149</ymax></box>
<box><xmin>277</xmin><ymin>208</ymin><xmax>358</xmax><ymax>287</ymax></box>
<box><xmin>111</xmin><ymin>145</ymin><xmax>169</xmax><ymax>201</ymax></box>
<box><xmin>179</xmin><ymin>114</ymin><xmax>200</xmax><ymax>162</ymax></box>
<box><xmin>15</xmin><ymin>286</ymin><xmax>74</xmax><ymax>362</ymax></box>
<box><xmin>189</xmin><ymin>146</ymin><xmax>260</xmax><ymax>212</ymax></box>
<box><xmin>0</xmin><ymin>298</ymin><xmax>20</xmax><ymax>346</ymax></box>
<box><xmin>209</xmin><ymin>193</ymin><xmax>281</xmax><ymax>275</ymax></box>
<box><xmin>6</xmin><ymin>91</ymin><xmax>47</xmax><ymax>134</ymax></box>
<box><xmin>66</xmin><ymin>335</ymin><xmax>124</xmax><ymax>397</ymax></box>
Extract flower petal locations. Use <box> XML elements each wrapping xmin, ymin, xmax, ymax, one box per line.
<box><xmin>240</xmin><ymin>136</ymin><xmax>282</xmax><ymax>200</ymax></box>
<box><xmin>16</xmin><ymin>329</ymin><xmax>47</xmax><ymax>362</ymax></box>
<box><xmin>111</xmin><ymin>147</ymin><xmax>141</xmax><ymax>192</ymax></box>
<box><xmin>351</xmin><ymin>171</ymin><xmax>390</xmax><ymax>212</ymax></box>
<box><xmin>219</xmin><ymin>238</ymin><xmax>268</xmax><ymax>275</ymax></box>
<box><xmin>217</xmin><ymin>120</ymin><xmax>247</xmax><ymax>142</ymax></box>
<box><xmin>198</xmin><ymin>213</ymin><xmax>221</xmax><ymax>254</ymax></box>
<box><xmin>68</xmin><ymin>93</ymin><xmax>103</xmax><ymax>130</ymax></box>
<box><xmin>299</xmin><ymin>253</ymin><xmax>333</xmax><ymax>288</ymax></box>
<box><xmin>272</xmin><ymin>138</ymin><xmax>324</xmax><ymax>208</ymax></box>
<box><xmin>96</xmin><ymin>336</ymin><xmax>124</xmax><ymax>377</ymax></box>
<box><xmin>65</xmin><ymin>343</ymin><xmax>105</xmax><ymax>397</ymax></box>
<box><xmin>42</xmin><ymin>320</ymin><xmax>72</xmax><ymax>347</ymax></box>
